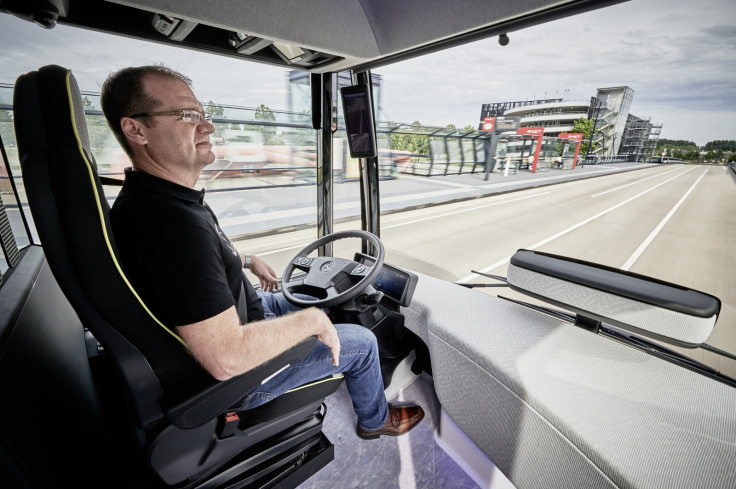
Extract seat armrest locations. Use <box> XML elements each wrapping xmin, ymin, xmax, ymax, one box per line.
<box><xmin>161</xmin><ymin>336</ymin><xmax>317</xmax><ymax>429</ymax></box>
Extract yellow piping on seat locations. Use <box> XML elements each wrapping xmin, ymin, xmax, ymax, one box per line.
<box><xmin>285</xmin><ymin>374</ymin><xmax>344</xmax><ymax>394</ymax></box>
<box><xmin>64</xmin><ymin>70</ymin><xmax>189</xmax><ymax>349</ymax></box>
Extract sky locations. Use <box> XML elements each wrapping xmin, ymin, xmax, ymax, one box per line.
<box><xmin>0</xmin><ymin>0</ymin><xmax>734</xmax><ymax>146</ymax></box>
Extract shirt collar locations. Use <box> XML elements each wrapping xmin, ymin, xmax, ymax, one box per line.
<box><xmin>122</xmin><ymin>168</ymin><xmax>205</xmax><ymax>204</ymax></box>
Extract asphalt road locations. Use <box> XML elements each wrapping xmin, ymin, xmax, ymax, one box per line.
<box><xmin>240</xmin><ymin>164</ymin><xmax>736</xmax><ymax>380</ymax></box>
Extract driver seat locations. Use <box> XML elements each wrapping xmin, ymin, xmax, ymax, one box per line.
<box><xmin>13</xmin><ymin>64</ymin><xmax>342</xmax><ymax>488</ymax></box>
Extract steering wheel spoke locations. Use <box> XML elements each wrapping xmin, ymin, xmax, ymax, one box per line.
<box><xmin>324</xmin><ymin>286</ymin><xmax>341</xmax><ymax>300</ymax></box>
<box><xmin>281</xmin><ymin>276</ymin><xmax>305</xmax><ymax>293</ymax></box>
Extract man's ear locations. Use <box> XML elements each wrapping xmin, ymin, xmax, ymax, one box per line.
<box><xmin>120</xmin><ymin>117</ymin><xmax>148</xmax><ymax>147</ymax></box>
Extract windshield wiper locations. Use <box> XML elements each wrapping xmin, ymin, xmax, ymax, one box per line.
<box><xmin>457</xmin><ymin>270</ymin><xmax>509</xmax><ymax>288</ymax></box>
<box><xmin>599</xmin><ymin>327</ymin><xmax>736</xmax><ymax>388</ymax></box>
<box><xmin>498</xmin><ymin>295</ymin><xmax>736</xmax><ymax>389</ymax></box>
<box><xmin>498</xmin><ymin>295</ymin><xmax>575</xmax><ymax>323</ymax></box>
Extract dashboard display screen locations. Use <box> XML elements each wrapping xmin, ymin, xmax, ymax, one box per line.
<box><xmin>354</xmin><ymin>253</ymin><xmax>418</xmax><ymax>306</ymax></box>
<box><xmin>373</xmin><ymin>266</ymin><xmax>409</xmax><ymax>303</ymax></box>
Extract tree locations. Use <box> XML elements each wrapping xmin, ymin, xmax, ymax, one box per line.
<box><xmin>86</xmin><ymin>114</ymin><xmax>115</xmax><ymax>152</ymax></box>
<box><xmin>253</xmin><ymin>104</ymin><xmax>281</xmax><ymax>145</ymax></box>
<box><xmin>572</xmin><ymin>117</ymin><xmax>596</xmax><ymax>155</ymax></box>
<box><xmin>656</xmin><ymin>139</ymin><xmax>698</xmax><ymax>154</ymax></box>
<box><xmin>203</xmin><ymin>101</ymin><xmax>231</xmax><ymax>138</ymax></box>
<box><xmin>704</xmin><ymin>140</ymin><xmax>736</xmax><ymax>152</ymax></box>
<box><xmin>205</xmin><ymin>100</ymin><xmax>224</xmax><ymax>118</ymax></box>
<box><xmin>254</xmin><ymin>104</ymin><xmax>276</xmax><ymax>121</ymax></box>
<box><xmin>388</xmin><ymin>121</ymin><xmax>429</xmax><ymax>156</ymax></box>
<box><xmin>684</xmin><ymin>149</ymin><xmax>700</xmax><ymax>161</ymax></box>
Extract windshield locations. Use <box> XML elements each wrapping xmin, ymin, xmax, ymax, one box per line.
<box><xmin>0</xmin><ymin>0</ymin><xmax>733</xmax><ymax>380</ymax></box>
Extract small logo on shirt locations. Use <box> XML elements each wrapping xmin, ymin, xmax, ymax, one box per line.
<box><xmin>216</xmin><ymin>225</ymin><xmax>238</xmax><ymax>256</ymax></box>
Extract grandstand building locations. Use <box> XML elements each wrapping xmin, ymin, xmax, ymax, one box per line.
<box><xmin>480</xmin><ymin>86</ymin><xmax>661</xmax><ymax>161</ymax></box>
<box><xmin>620</xmin><ymin>114</ymin><xmax>662</xmax><ymax>160</ymax></box>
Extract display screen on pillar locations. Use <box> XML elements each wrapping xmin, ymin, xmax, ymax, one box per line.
<box><xmin>340</xmin><ymin>84</ymin><xmax>378</xmax><ymax>158</ymax></box>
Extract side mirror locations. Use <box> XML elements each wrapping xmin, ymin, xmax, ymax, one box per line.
<box><xmin>506</xmin><ymin>249</ymin><xmax>721</xmax><ymax>348</ymax></box>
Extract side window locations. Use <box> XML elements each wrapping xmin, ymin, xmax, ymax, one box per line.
<box><xmin>1</xmin><ymin>98</ymin><xmax>34</xmax><ymax>266</ymax></box>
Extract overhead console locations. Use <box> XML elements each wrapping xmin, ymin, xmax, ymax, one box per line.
<box><xmin>149</xmin><ymin>12</ymin><xmax>344</xmax><ymax>69</ymax></box>
<box><xmin>0</xmin><ymin>1</ymin><xmax>344</xmax><ymax>71</ymax></box>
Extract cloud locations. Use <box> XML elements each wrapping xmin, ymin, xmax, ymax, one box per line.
<box><xmin>376</xmin><ymin>0</ymin><xmax>736</xmax><ymax>145</ymax></box>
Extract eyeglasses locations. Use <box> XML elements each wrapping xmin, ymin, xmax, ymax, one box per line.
<box><xmin>127</xmin><ymin>109</ymin><xmax>213</xmax><ymax>124</ymax></box>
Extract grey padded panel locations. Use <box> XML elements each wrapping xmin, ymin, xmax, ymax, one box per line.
<box><xmin>110</xmin><ymin>0</ymin><xmax>621</xmax><ymax>72</ymax></box>
<box><xmin>403</xmin><ymin>272</ymin><xmax>736</xmax><ymax>489</ymax></box>
<box><xmin>507</xmin><ymin>264</ymin><xmax>717</xmax><ymax>346</ymax></box>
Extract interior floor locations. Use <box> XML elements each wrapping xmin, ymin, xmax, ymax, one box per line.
<box><xmin>297</xmin><ymin>370</ymin><xmax>480</xmax><ymax>488</ymax></box>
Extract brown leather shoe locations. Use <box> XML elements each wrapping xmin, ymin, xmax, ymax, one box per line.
<box><xmin>356</xmin><ymin>404</ymin><xmax>425</xmax><ymax>440</ymax></box>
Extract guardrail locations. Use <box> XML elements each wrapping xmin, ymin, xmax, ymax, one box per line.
<box><xmin>397</xmin><ymin>153</ymin><xmax>488</xmax><ymax>176</ymax></box>
<box><xmin>581</xmin><ymin>154</ymin><xmax>632</xmax><ymax>165</ymax></box>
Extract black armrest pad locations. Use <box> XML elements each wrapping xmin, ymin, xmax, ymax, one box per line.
<box><xmin>162</xmin><ymin>336</ymin><xmax>317</xmax><ymax>429</ymax></box>
<box><xmin>510</xmin><ymin>249</ymin><xmax>720</xmax><ymax>317</ymax></box>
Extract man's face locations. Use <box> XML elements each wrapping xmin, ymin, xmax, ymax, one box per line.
<box><xmin>140</xmin><ymin>74</ymin><xmax>216</xmax><ymax>173</ymax></box>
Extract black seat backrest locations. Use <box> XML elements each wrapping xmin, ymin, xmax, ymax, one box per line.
<box><xmin>0</xmin><ymin>246</ymin><xmax>121</xmax><ymax>487</ymax></box>
<box><xmin>13</xmin><ymin>64</ymin><xmax>207</xmax><ymax>428</ymax></box>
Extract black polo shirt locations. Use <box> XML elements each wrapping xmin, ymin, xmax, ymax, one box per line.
<box><xmin>110</xmin><ymin>169</ymin><xmax>264</xmax><ymax>328</ymax></box>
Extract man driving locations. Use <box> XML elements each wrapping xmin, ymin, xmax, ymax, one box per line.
<box><xmin>101</xmin><ymin>64</ymin><xmax>424</xmax><ymax>439</ymax></box>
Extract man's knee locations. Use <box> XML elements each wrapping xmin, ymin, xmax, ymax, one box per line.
<box><xmin>336</xmin><ymin>323</ymin><xmax>379</xmax><ymax>354</ymax></box>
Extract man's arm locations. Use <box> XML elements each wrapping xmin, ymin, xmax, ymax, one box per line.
<box><xmin>241</xmin><ymin>252</ymin><xmax>279</xmax><ymax>292</ymax></box>
<box><xmin>176</xmin><ymin>306</ymin><xmax>340</xmax><ymax>381</ymax></box>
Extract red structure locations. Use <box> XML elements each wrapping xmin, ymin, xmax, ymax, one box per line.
<box><xmin>516</xmin><ymin>127</ymin><xmax>544</xmax><ymax>172</ymax></box>
<box><xmin>558</xmin><ymin>132</ymin><xmax>584</xmax><ymax>168</ymax></box>
<box><xmin>481</xmin><ymin>117</ymin><xmax>496</xmax><ymax>132</ymax></box>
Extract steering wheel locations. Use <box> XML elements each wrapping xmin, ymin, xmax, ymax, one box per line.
<box><xmin>281</xmin><ymin>230</ymin><xmax>384</xmax><ymax>308</ymax></box>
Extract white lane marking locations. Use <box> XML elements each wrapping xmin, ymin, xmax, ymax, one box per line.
<box><xmin>414</xmin><ymin>177</ymin><xmax>475</xmax><ymax>188</ymax></box>
<box><xmin>458</xmin><ymin>166</ymin><xmax>696</xmax><ymax>283</ymax></box>
<box><xmin>382</xmin><ymin>192</ymin><xmax>551</xmax><ymax>230</ymax></box>
<box><xmin>621</xmin><ymin>168</ymin><xmax>708</xmax><ymax>271</ymax></box>
<box><xmin>591</xmin><ymin>166</ymin><xmax>681</xmax><ymax>198</ymax></box>
<box><xmin>477</xmin><ymin>174</ymin><xmax>565</xmax><ymax>190</ymax></box>
<box><xmin>380</xmin><ymin>186</ymin><xmax>476</xmax><ymax>204</ymax></box>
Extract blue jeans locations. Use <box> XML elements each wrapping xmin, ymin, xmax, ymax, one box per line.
<box><xmin>240</xmin><ymin>291</ymin><xmax>390</xmax><ymax>431</ymax></box>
